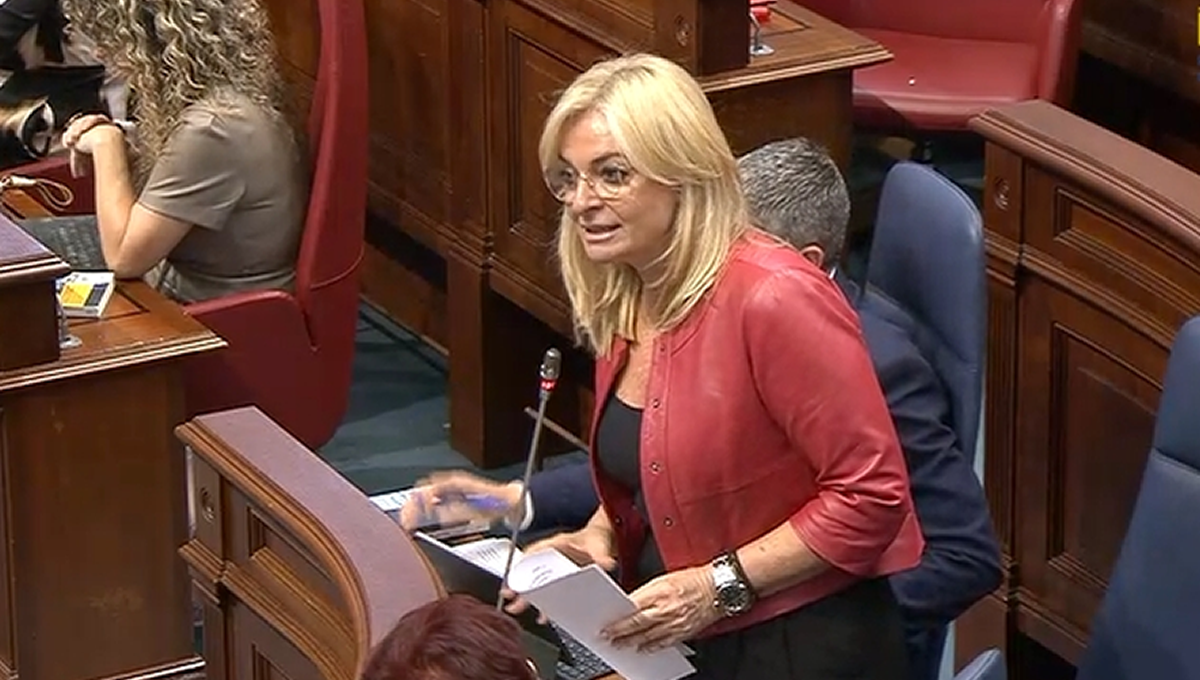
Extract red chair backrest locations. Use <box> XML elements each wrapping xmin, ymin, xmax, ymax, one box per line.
<box><xmin>294</xmin><ymin>0</ymin><xmax>368</xmax><ymax>386</ymax></box>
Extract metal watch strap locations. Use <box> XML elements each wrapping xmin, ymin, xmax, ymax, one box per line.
<box><xmin>712</xmin><ymin>551</ymin><xmax>755</xmax><ymax>615</ymax></box>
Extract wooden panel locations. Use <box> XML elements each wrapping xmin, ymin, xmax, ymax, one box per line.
<box><xmin>229</xmin><ymin>601</ymin><xmax>323</xmax><ymax>680</ymax></box>
<box><xmin>227</xmin><ymin>492</ymin><xmax>348</xmax><ymax>643</ymax></box>
<box><xmin>969</xmin><ymin>99</ymin><xmax>1200</xmax><ymax>675</ymax></box>
<box><xmin>177</xmin><ymin>407</ymin><xmax>444</xmax><ymax>680</ymax></box>
<box><xmin>1014</xmin><ymin>276</ymin><xmax>1164</xmax><ymax>662</ymax></box>
<box><xmin>1024</xmin><ymin>167</ymin><xmax>1200</xmax><ymax>341</ymax></box>
<box><xmin>364</xmin><ymin>0</ymin><xmax>458</xmax><ymax>251</ymax></box>
<box><xmin>488</xmin><ymin>0</ymin><xmax>613</xmax><ymax>331</ymax></box>
<box><xmin>0</xmin><ymin>409</ymin><xmax>11</xmax><ymax>679</ymax></box>
<box><xmin>1</xmin><ymin>365</ymin><xmax>196</xmax><ymax>679</ymax></box>
<box><xmin>0</xmin><ymin>216</ymin><xmax>66</xmax><ymax>371</ymax></box>
<box><xmin>191</xmin><ymin>452</ymin><xmax>228</xmax><ymax>563</ymax></box>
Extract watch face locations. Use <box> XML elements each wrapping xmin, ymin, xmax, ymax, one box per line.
<box><xmin>718</xmin><ymin>583</ymin><xmax>753</xmax><ymax>614</ymax></box>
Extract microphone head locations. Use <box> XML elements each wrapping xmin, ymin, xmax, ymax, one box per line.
<box><xmin>540</xmin><ymin>348</ymin><xmax>562</xmax><ymax>382</ymax></box>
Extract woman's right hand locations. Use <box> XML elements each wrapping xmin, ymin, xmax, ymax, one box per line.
<box><xmin>502</xmin><ymin>524</ymin><xmax>617</xmax><ymax>616</ymax></box>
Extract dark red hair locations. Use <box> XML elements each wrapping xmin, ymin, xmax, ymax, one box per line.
<box><xmin>360</xmin><ymin>595</ymin><xmax>534</xmax><ymax>680</ymax></box>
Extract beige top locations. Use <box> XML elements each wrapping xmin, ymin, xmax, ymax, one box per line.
<box><xmin>139</xmin><ymin>96</ymin><xmax>305</xmax><ymax>303</ymax></box>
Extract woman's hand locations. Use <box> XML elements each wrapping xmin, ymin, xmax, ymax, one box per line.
<box><xmin>63</xmin><ymin>114</ymin><xmax>120</xmax><ymax>153</ymax></box>
<box><xmin>501</xmin><ymin>525</ymin><xmax>617</xmax><ymax>617</ymax></box>
<box><xmin>601</xmin><ymin>566</ymin><xmax>722</xmax><ymax>652</ymax></box>
<box><xmin>397</xmin><ymin>471</ymin><xmax>523</xmax><ymax>531</ymax></box>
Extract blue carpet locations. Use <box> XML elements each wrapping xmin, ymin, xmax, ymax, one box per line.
<box><xmin>319</xmin><ymin>304</ymin><xmax>573</xmax><ymax>496</ymax></box>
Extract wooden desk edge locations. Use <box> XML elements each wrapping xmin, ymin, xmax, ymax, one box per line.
<box><xmin>179</xmin><ymin>407</ymin><xmax>444</xmax><ymax>669</ymax></box>
<box><xmin>970</xmin><ymin>100</ymin><xmax>1200</xmax><ymax>253</ymax></box>
<box><xmin>0</xmin><ymin>189</ymin><xmax>226</xmax><ymax>392</ymax></box>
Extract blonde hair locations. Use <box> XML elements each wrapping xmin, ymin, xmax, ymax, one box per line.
<box><xmin>62</xmin><ymin>0</ymin><xmax>288</xmax><ymax>180</ymax></box>
<box><xmin>539</xmin><ymin>53</ymin><xmax>746</xmax><ymax>356</ymax></box>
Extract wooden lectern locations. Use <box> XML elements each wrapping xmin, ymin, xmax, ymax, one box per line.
<box><xmin>178</xmin><ymin>407</ymin><xmax>444</xmax><ymax>680</ymax></box>
<box><xmin>179</xmin><ymin>406</ymin><xmax>632</xmax><ymax>680</ymax></box>
<box><xmin>955</xmin><ymin>100</ymin><xmax>1200</xmax><ymax>676</ymax></box>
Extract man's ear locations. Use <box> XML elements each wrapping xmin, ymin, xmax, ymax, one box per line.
<box><xmin>798</xmin><ymin>244</ymin><xmax>826</xmax><ymax>269</ymax></box>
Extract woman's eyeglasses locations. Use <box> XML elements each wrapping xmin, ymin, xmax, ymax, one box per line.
<box><xmin>543</xmin><ymin>161</ymin><xmax>636</xmax><ymax>202</ymax></box>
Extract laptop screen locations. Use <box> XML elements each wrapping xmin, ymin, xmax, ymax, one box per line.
<box><xmin>411</xmin><ymin>533</ymin><xmax>571</xmax><ymax>667</ymax></box>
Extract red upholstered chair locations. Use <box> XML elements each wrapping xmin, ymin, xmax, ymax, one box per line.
<box><xmin>800</xmin><ymin>0</ymin><xmax>1083</xmax><ymax>132</ymax></box>
<box><xmin>183</xmin><ymin>0</ymin><xmax>369</xmax><ymax>448</ymax></box>
<box><xmin>8</xmin><ymin>0</ymin><xmax>369</xmax><ymax>449</ymax></box>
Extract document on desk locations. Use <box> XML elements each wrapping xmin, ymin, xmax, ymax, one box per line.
<box><xmin>451</xmin><ymin>538</ymin><xmax>696</xmax><ymax>680</ymax></box>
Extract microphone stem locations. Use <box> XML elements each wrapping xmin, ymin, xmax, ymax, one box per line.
<box><xmin>497</xmin><ymin>386</ymin><xmax>553</xmax><ymax>608</ymax></box>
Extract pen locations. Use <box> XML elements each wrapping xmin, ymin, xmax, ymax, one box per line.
<box><xmin>442</xmin><ymin>492</ymin><xmax>511</xmax><ymax>512</ymax></box>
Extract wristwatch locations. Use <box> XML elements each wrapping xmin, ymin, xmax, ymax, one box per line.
<box><xmin>711</xmin><ymin>552</ymin><xmax>756</xmax><ymax>617</ymax></box>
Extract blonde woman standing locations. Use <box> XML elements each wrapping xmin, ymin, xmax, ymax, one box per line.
<box><xmin>526</xmin><ymin>53</ymin><xmax>924</xmax><ymax>679</ymax></box>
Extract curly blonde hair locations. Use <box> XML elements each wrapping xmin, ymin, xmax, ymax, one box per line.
<box><xmin>61</xmin><ymin>0</ymin><xmax>287</xmax><ymax>178</ymax></box>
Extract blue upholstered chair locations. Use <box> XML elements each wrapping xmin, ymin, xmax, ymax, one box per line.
<box><xmin>864</xmin><ymin>161</ymin><xmax>987</xmax><ymax>680</ymax></box>
<box><xmin>1075</xmin><ymin>316</ymin><xmax>1200</xmax><ymax>680</ymax></box>
<box><xmin>866</xmin><ymin>161</ymin><xmax>986</xmax><ymax>465</ymax></box>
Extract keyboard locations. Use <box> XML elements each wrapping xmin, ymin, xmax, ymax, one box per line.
<box><xmin>17</xmin><ymin>215</ymin><xmax>107</xmax><ymax>271</ymax></box>
<box><xmin>552</xmin><ymin>622</ymin><xmax>613</xmax><ymax>680</ymax></box>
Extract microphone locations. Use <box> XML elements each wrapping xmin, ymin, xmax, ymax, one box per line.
<box><xmin>497</xmin><ymin>347</ymin><xmax>562</xmax><ymax>608</ymax></box>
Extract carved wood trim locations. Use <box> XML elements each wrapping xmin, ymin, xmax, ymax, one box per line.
<box><xmin>177</xmin><ymin>410</ymin><xmax>445</xmax><ymax>677</ymax></box>
<box><xmin>222</xmin><ymin>562</ymin><xmax>351</xmax><ymax>680</ymax></box>
<box><xmin>1022</xmin><ymin>249</ymin><xmax>1177</xmax><ymax>348</ymax></box>
<box><xmin>970</xmin><ymin>101</ymin><xmax>1200</xmax><ymax>254</ymax></box>
<box><xmin>181</xmin><ymin>540</ymin><xmax>224</xmax><ymax>585</ymax></box>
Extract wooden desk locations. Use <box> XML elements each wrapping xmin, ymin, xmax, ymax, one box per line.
<box><xmin>260</xmin><ymin>0</ymin><xmax>890</xmax><ymax>467</ymax></box>
<box><xmin>176</xmin><ymin>407</ymin><xmax>479</xmax><ymax>679</ymax></box>
<box><xmin>0</xmin><ymin>191</ymin><xmax>225</xmax><ymax>680</ymax></box>
<box><xmin>952</xmin><ymin>100</ymin><xmax>1200</xmax><ymax>676</ymax></box>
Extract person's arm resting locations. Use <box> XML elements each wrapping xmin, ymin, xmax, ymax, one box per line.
<box><xmin>88</xmin><ymin>127</ymin><xmax>189</xmax><ymax>277</ymax></box>
<box><xmin>871</xmin><ymin>336</ymin><xmax>1001</xmax><ymax>624</ymax></box>
<box><xmin>524</xmin><ymin>462</ymin><xmax>599</xmax><ymax>533</ymax></box>
<box><xmin>93</xmin><ymin>111</ymin><xmax>244</xmax><ymax>278</ymax></box>
<box><xmin>737</xmin><ymin>269</ymin><xmax>912</xmax><ymax>597</ymax></box>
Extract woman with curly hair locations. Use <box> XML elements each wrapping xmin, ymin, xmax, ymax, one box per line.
<box><xmin>59</xmin><ymin>0</ymin><xmax>305</xmax><ymax>303</ymax></box>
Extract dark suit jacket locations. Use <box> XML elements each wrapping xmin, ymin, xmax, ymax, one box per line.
<box><xmin>524</xmin><ymin>277</ymin><xmax>1002</xmax><ymax>646</ymax></box>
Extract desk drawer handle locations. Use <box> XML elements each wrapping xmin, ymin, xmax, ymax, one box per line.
<box><xmin>993</xmin><ymin>178</ymin><xmax>1010</xmax><ymax>211</ymax></box>
<box><xmin>674</xmin><ymin>15</ymin><xmax>691</xmax><ymax>47</ymax></box>
<box><xmin>199</xmin><ymin>487</ymin><xmax>215</xmax><ymax>523</ymax></box>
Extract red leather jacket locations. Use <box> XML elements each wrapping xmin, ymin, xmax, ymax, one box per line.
<box><xmin>587</xmin><ymin>233</ymin><xmax>924</xmax><ymax>638</ymax></box>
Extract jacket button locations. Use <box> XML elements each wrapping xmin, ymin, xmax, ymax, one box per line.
<box><xmin>613</xmin><ymin>516</ymin><xmax>623</xmax><ymax>526</ymax></box>
<box><xmin>663</xmin><ymin>517</ymin><xmax>673</xmax><ymax>527</ymax></box>
<box><xmin>651</xmin><ymin>398</ymin><xmax>661</xmax><ymax>408</ymax></box>
<box><xmin>649</xmin><ymin>461</ymin><xmax>661</xmax><ymax>473</ymax></box>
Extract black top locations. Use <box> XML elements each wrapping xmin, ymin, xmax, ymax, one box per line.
<box><xmin>594</xmin><ymin>391</ymin><xmax>665</xmax><ymax>583</ymax></box>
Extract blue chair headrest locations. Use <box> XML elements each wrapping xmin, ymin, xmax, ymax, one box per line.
<box><xmin>866</xmin><ymin>162</ymin><xmax>986</xmax><ymax>460</ymax></box>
